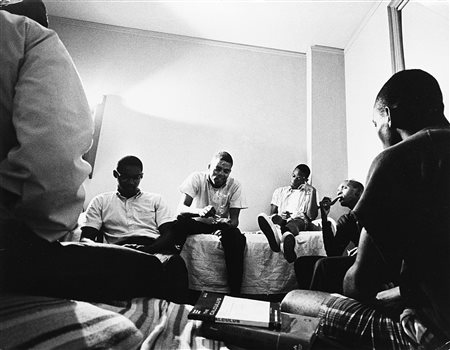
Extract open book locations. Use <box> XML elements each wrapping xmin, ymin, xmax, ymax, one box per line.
<box><xmin>188</xmin><ymin>291</ymin><xmax>281</xmax><ymax>329</ymax></box>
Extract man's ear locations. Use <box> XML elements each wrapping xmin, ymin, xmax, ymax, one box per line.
<box><xmin>384</xmin><ymin>106</ymin><xmax>392</xmax><ymax>127</ymax></box>
<box><xmin>356</xmin><ymin>189</ymin><xmax>363</xmax><ymax>198</ymax></box>
<box><xmin>113</xmin><ymin>170</ymin><xmax>119</xmax><ymax>178</ymax></box>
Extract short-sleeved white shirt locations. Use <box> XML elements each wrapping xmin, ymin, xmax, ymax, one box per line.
<box><xmin>179</xmin><ymin>172</ymin><xmax>247</xmax><ymax>220</ymax></box>
<box><xmin>271</xmin><ymin>184</ymin><xmax>316</xmax><ymax>218</ymax></box>
<box><xmin>83</xmin><ymin>191</ymin><xmax>173</xmax><ymax>244</ymax></box>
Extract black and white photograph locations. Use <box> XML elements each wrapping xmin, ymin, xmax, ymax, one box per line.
<box><xmin>1</xmin><ymin>0</ymin><xmax>449</xmax><ymax>349</ymax></box>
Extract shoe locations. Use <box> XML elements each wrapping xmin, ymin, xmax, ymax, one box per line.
<box><xmin>258</xmin><ymin>213</ymin><xmax>281</xmax><ymax>252</ymax></box>
<box><xmin>282</xmin><ymin>233</ymin><xmax>297</xmax><ymax>263</ymax></box>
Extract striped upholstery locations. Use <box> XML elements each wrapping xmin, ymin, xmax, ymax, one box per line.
<box><xmin>0</xmin><ymin>294</ymin><xmax>224</xmax><ymax>350</ymax></box>
<box><xmin>0</xmin><ymin>294</ymin><xmax>143</xmax><ymax>350</ymax></box>
<box><xmin>92</xmin><ymin>298</ymin><xmax>223</xmax><ymax>350</ymax></box>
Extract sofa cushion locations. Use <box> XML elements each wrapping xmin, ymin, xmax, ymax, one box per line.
<box><xmin>0</xmin><ymin>293</ymin><xmax>143</xmax><ymax>349</ymax></box>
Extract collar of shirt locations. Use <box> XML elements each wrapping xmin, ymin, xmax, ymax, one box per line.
<box><xmin>115</xmin><ymin>190</ymin><xmax>142</xmax><ymax>201</ymax></box>
<box><xmin>288</xmin><ymin>184</ymin><xmax>307</xmax><ymax>193</ymax></box>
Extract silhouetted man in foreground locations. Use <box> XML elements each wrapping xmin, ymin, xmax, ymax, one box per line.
<box><xmin>281</xmin><ymin>70</ymin><xmax>450</xmax><ymax>350</ymax></box>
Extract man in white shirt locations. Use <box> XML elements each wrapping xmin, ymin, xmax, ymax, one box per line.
<box><xmin>0</xmin><ymin>12</ymin><xmax>186</xmax><ymax>303</ymax></box>
<box><xmin>81</xmin><ymin>156</ymin><xmax>188</xmax><ymax>301</ymax></box>
<box><xmin>177</xmin><ymin>151</ymin><xmax>247</xmax><ymax>296</ymax></box>
<box><xmin>258</xmin><ymin>164</ymin><xmax>318</xmax><ymax>263</ymax></box>
<box><xmin>81</xmin><ymin>155</ymin><xmax>183</xmax><ymax>253</ymax></box>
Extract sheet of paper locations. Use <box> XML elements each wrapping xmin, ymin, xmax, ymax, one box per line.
<box><xmin>215</xmin><ymin>296</ymin><xmax>269</xmax><ymax>323</ymax></box>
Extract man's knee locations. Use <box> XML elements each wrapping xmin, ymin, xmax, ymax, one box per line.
<box><xmin>220</xmin><ymin>228</ymin><xmax>246</xmax><ymax>248</ymax></box>
<box><xmin>314</xmin><ymin>256</ymin><xmax>354</xmax><ymax>277</ymax></box>
<box><xmin>295</xmin><ymin>256</ymin><xmax>322</xmax><ymax>274</ymax></box>
<box><xmin>313</xmin><ymin>257</ymin><xmax>328</xmax><ymax>273</ymax></box>
<box><xmin>167</xmin><ymin>220</ymin><xmax>187</xmax><ymax>247</ymax></box>
<box><xmin>164</xmin><ymin>255</ymin><xmax>188</xmax><ymax>278</ymax></box>
<box><xmin>287</xmin><ymin>219</ymin><xmax>306</xmax><ymax>233</ymax></box>
<box><xmin>131</xmin><ymin>254</ymin><xmax>165</xmax><ymax>281</ymax></box>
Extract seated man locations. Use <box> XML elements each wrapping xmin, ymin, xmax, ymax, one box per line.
<box><xmin>81</xmin><ymin>155</ymin><xmax>182</xmax><ymax>255</ymax></box>
<box><xmin>258</xmin><ymin>164</ymin><xmax>318</xmax><ymax>262</ymax></box>
<box><xmin>295</xmin><ymin>179</ymin><xmax>364</xmax><ymax>293</ymax></box>
<box><xmin>176</xmin><ymin>151</ymin><xmax>247</xmax><ymax>296</ymax></box>
<box><xmin>281</xmin><ymin>69</ymin><xmax>450</xmax><ymax>350</ymax></box>
<box><xmin>0</xmin><ymin>12</ymin><xmax>185</xmax><ymax>303</ymax></box>
<box><xmin>81</xmin><ymin>156</ymin><xmax>188</xmax><ymax>302</ymax></box>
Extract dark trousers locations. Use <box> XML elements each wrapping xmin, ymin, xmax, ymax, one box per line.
<box><xmin>175</xmin><ymin>216</ymin><xmax>246</xmax><ymax>295</ymax></box>
<box><xmin>1</xmin><ymin>221</ymin><xmax>189</xmax><ymax>303</ymax></box>
<box><xmin>279</xmin><ymin>218</ymin><xmax>316</xmax><ymax>236</ymax></box>
<box><xmin>294</xmin><ymin>255</ymin><xmax>356</xmax><ymax>294</ymax></box>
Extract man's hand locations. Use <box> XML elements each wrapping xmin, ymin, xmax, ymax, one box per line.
<box><xmin>319</xmin><ymin>197</ymin><xmax>332</xmax><ymax>217</ymax></box>
<box><xmin>122</xmin><ymin>244</ymin><xmax>146</xmax><ymax>251</ymax></box>
<box><xmin>211</xmin><ymin>220</ymin><xmax>232</xmax><ymax>236</ymax></box>
<box><xmin>375</xmin><ymin>286</ymin><xmax>402</xmax><ymax>310</ymax></box>
<box><xmin>80</xmin><ymin>237</ymin><xmax>96</xmax><ymax>244</ymax></box>
<box><xmin>199</xmin><ymin>205</ymin><xmax>216</xmax><ymax>218</ymax></box>
<box><xmin>215</xmin><ymin>220</ymin><xmax>231</xmax><ymax>230</ymax></box>
<box><xmin>281</xmin><ymin>211</ymin><xmax>291</xmax><ymax>220</ymax></box>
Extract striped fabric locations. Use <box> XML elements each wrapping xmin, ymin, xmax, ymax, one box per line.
<box><xmin>93</xmin><ymin>298</ymin><xmax>226</xmax><ymax>350</ymax></box>
<box><xmin>0</xmin><ymin>293</ymin><xmax>143</xmax><ymax>349</ymax></box>
<box><xmin>0</xmin><ymin>294</ymin><xmax>226</xmax><ymax>350</ymax></box>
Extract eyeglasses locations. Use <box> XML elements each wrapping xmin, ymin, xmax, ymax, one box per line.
<box><xmin>114</xmin><ymin>170</ymin><xmax>143</xmax><ymax>181</ymax></box>
<box><xmin>292</xmin><ymin>173</ymin><xmax>306</xmax><ymax>179</ymax></box>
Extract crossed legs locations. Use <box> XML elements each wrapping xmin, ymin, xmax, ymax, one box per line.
<box><xmin>258</xmin><ymin>213</ymin><xmax>308</xmax><ymax>263</ymax></box>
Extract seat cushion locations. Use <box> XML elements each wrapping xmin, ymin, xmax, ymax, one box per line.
<box><xmin>0</xmin><ymin>293</ymin><xmax>143</xmax><ymax>349</ymax></box>
<box><xmin>180</xmin><ymin>231</ymin><xmax>326</xmax><ymax>294</ymax></box>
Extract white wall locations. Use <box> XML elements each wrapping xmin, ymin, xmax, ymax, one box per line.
<box><xmin>344</xmin><ymin>3</ymin><xmax>392</xmax><ymax>184</ymax></box>
<box><xmin>345</xmin><ymin>2</ymin><xmax>449</xmax><ymax>186</ymax></box>
<box><xmin>402</xmin><ymin>2</ymin><xmax>449</xmax><ymax>116</ymax></box>
<box><xmin>308</xmin><ymin>46</ymin><xmax>348</xmax><ymax>219</ymax></box>
<box><xmin>49</xmin><ymin>17</ymin><xmax>308</xmax><ymax>231</ymax></box>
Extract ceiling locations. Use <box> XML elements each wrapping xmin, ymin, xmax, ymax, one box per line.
<box><xmin>45</xmin><ymin>0</ymin><xmax>384</xmax><ymax>53</ymax></box>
